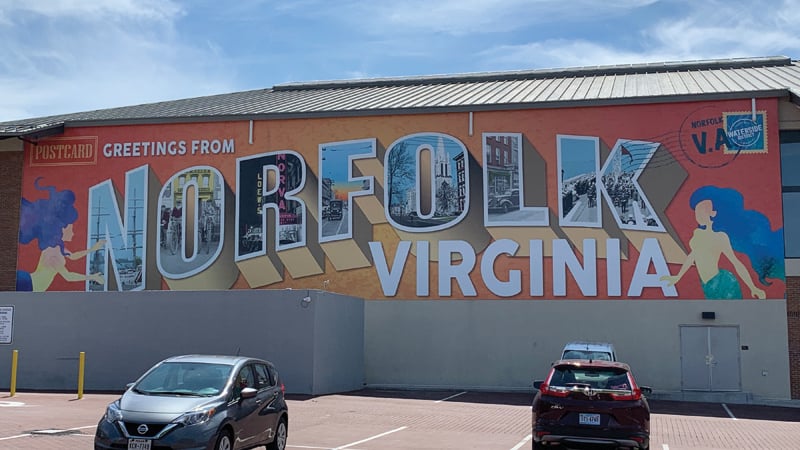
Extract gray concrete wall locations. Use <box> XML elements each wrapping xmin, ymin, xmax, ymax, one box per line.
<box><xmin>0</xmin><ymin>289</ymin><xmax>364</xmax><ymax>396</ymax></box>
<box><xmin>0</xmin><ymin>290</ymin><xmax>790</xmax><ymax>401</ymax></box>
<box><xmin>364</xmin><ymin>299</ymin><xmax>791</xmax><ymax>400</ymax></box>
<box><xmin>313</xmin><ymin>291</ymin><xmax>366</xmax><ymax>393</ymax></box>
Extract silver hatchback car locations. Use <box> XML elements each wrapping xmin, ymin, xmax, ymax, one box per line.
<box><xmin>94</xmin><ymin>354</ymin><xmax>288</xmax><ymax>450</ymax></box>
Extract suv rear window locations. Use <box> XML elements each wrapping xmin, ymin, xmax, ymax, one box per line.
<box><xmin>550</xmin><ymin>367</ymin><xmax>630</xmax><ymax>390</ymax></box>
<box><xmin>562</xmin><ymin>350</ymin><xmax>613</xmax><ymax>361</ymax></box>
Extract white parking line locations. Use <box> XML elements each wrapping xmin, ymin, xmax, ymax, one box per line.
<box><xmin>0</xmin><ymin>400</ymin><xmax>25</xmax><ymax>408</ymax></box>
<box><xmin>0</xmin><ymin>424</ymin><xmax>96</xmax><ymax>441</ymax></box>
<box><xmin>0</xmin><ymin>401</ymin><xmax>26</xmax><ymax>407</ymax></box>
<box><xmin>0</xmin><ymin>434</ymin><xmax>31</xmax><ymax>441</ymax></box>
<box><xmin>333</xmin><ymin>426</ymin><xmax>408</xmax><ymax>449</ymax></box>
<box><xmin>721</xmin><ymin>403</ymin><xmax>737</xmax><ymax>420</ymax></box>
<box><xmin>286</xmin><ymin>444</ymin><xmax>355</xmax><ymax>450</ymax></box>
<box><xmin>435</xmin><ymin>391</ymin><xmax>467</xmax><ymax>403</ymax></box>
<box><xmin>290</xmin><ymin>446</ymin><xmax>364</xmax><ymax>450</ymax></box>
<box><xmin>71</xmin><ymin>425</ymin><xmax>98</xmax><ymax>430</ymax></box>
<box><xmin>663</xmin><ymin>444</ymin><xmax>670</xmax><ymax>450</ymax></box>
<box><xmin>510</xmin><ymin>433</ymin><xmax>532</xmax><ymax>450</ymax></box>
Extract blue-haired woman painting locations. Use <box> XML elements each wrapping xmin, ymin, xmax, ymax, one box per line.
<box><xmin>16</xmin><ymin>178</ymin><xmax>106</xmax><ymax>291</ymax></box>
<box><xmin>661</xmin><ymin>185</ymin><xmax>785</xmax><ymax>299</ymax></box>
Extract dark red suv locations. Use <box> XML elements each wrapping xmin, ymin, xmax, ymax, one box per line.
<box><xmin>532</xmin><ymin>360</ymin><xmax>651</xmax><ymax>449</ymax></box>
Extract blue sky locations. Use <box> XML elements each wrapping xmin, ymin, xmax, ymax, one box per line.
<box><xmin>560</xmin><ymin>138</ymin><xmax>597</xmax><ymax>180</ymax></box>
<box><xmin>1</xmin><ymin>0</ymin><xmax>799</xmax><ymax>122</ymax></box>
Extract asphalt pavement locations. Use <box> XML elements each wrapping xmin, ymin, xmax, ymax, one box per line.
<box><xmin>1</xmin><ymin>389</ymin><xmax>799</xmax><ymax>449</ymax></box>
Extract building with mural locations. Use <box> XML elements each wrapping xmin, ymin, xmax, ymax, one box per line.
<box><xmin>1</xmin><ymin>56</ymin><xmax>800</xmax><ymax>399</ymax></box>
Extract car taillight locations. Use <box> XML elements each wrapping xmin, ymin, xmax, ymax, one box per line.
<box><xmin>280</xmin><ymin>383</ymin><xmax>285</xmax><ymax>394</ymax></box>
<box><xmin>610</xmin><ymin>388</ymin><xmax>642</xmax><ymax>401</ymax></box>
<box><xmin>539</xmin><ymin>383</ymin><xmax>570</xmax><ymax>398</ymax></box>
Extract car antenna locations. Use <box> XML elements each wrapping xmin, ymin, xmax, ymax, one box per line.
<box><xmin>236</xmin><ymin>347</ymin><xmax>241</xmax><ymax>356</ymax></box>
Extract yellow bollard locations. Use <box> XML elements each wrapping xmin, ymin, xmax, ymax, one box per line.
<box><xmin>10</xmin><ymin>350</ymin><xmax>18</xmax><ymax>397</ymax></box>
<box><xmin>77</xmin><ymin>352</ymin><xmax>85</xmax><ymax>400</ymax></box>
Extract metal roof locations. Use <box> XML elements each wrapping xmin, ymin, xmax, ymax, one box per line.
<box><xmin>2</xmin><ymin>56</ymin><xmax>800</xmax><ymax>137</ymax></box>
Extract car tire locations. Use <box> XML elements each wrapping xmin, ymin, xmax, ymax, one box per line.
<box><xmin>266</xmin><ymin>417</ymin><xmax>288</xmax><ymax>450</ymax></box>
<box><xmin>214</xmin><ymin>429</ymin><xmax>233</xmax><ymax>450</ymax></box>
<box><xmin>532</xmin><ymin>440</ymin><xmax>546</xmax><ymax>450</ymax></box>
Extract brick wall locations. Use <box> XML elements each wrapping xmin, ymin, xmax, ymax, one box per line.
<box><xmin>0</xmin><ymin>150</ymin><xmax>22</xmax><ymax>291</ymax></box>
<box><xmin>788</xmin><ymin>276</ymin><xmax>800</xmax><ymax>399</ymax></box>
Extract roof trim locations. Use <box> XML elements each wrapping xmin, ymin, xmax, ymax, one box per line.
<box><xmin>790</xmin><ymin>91</ymin><xmax>800</xmax><ymax>107</ymax></box>
<box><xmin>60</xmin><ymin>90</ymin><xmax>789</xmax><ymax>129</ymax></box>
<box><xmin>0</xmin><ymin>57</ymin><xmax>795</xmax><ymax>131</ymax></box>
<box><xmin>0</xmin><ymin>123</ymin><xmax>65</xmax><ymax>140</ymax></box>
<box><xmin>274</xmin><ymin>56</ymin><xmax>793</xmax><ymax>91</ymax></box>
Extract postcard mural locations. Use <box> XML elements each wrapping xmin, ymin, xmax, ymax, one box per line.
<box><xmin>15</xmin><ymin>99</ymin><xmax>785</xmax><ymax>299</ymax></box>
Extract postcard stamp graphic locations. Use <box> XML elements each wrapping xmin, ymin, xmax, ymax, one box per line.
<box><xmin>724</xmin><ymin>111</ymin><xmax>767</xmax><ymax>154</ymax></box>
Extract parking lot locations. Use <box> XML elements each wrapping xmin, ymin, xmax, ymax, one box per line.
<box><xmin>1</xmin><ymin>389</ymin><xmax>800</xmax><ymax>449</ymax></box>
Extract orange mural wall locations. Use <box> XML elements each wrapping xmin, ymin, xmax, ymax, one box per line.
<box><xmin>15</xmin><ymin>98</ymin><xmax>785</xmax><ymax>300</ymax></box>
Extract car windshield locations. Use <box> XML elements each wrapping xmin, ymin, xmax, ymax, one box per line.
<box><xmin>562</xmin><ymin>350</ymin><xmax>612</xmax><ymax>361</ymax></box>
<box><xmin>550</xmin><ymin>366</ymin><xmax>631</xmax><ymax>391</ymax></box>
<box><xmin>134</xmin><ymin>362</ymin><xmax>233</xmax><ymax>396</ymax></box>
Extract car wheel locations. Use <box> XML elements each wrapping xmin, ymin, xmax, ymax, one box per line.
<box><xmin>214</xmin><ymin>429</ymin><xmax>233</xmax><ymax>450</ymax></box>
<box><xmin>266</xmin><ymin>417</ymin><xmax>288</xmax><ymax>450</ymax></box>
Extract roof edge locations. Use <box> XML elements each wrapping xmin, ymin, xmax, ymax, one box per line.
<box><xmin>274</xmin><ymin>56</ymin><xmax>793</xmax><ymax>92</ymax></box>
<box><xmin>0</xmin><ymin>123</ymin><xmax>65</xmax><ymax>139</ymax></box>
<box><xmin>51</xmin><ymin>90</ymin><xmax>788</xmax><ymax>129</ymax></box>
<box><xmin>791</xmin><ymin>90</ymin><xmax>800</xmax><ymax>107</ymax></box>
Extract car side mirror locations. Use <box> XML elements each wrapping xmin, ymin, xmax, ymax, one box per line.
<box><xmin>640</xmin><ymin>386</ymin><xmax>652</xmax><ymax>396</ymax></box>
<box><xmin>241</xmin><ymin>387</ymin><xmax>258</xmax><ymax>399</ymax></box>
<box><xmin>533</xmin><ymin>380</ymin><xmax>544</xmax><ymax>389</ymax></box>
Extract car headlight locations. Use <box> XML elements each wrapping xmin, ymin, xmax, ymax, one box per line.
<box><xmin>173</xmin><ymin>405</ymin><xmax>218</xmax><ymax>426</ymax></box>
<box><xmin>104</xmin><ymin>401</ymin><xmax>123</xmax><ymax>423</ymax></box>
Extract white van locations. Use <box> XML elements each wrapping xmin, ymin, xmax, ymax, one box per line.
<box><xmin>560</xmin><ymin>341</ymin><xmax>617</xmax><ymax>361</ymax></box>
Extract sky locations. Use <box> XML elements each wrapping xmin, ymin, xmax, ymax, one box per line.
<box><xmin>1</xmin><ymin>0</ymin><xmax>799</xmax><ymax>122</ymax></box>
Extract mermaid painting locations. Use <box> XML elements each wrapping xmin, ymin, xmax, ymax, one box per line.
<box><xmin>16</xmin><ymin>178</ymin><xmax>106</xmax><ymax>291</ymax></box>
<box><xmin>661</xmin><ymin>185</ymin><xmax>784</xmax><ymax>299</ymax></box>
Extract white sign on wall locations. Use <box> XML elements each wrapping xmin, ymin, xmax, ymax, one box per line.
<box><xmin>0</xmin><ymin>306</ymin><xmax>13</xmax><ymax>344</ymax></box>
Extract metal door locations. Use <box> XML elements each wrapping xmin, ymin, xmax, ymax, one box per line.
<box><xmin>680</xmin><ymin>326</ymin><xmax>741</xmax><ymax>392</ymax></box>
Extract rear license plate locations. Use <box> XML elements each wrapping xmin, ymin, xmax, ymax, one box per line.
<box><xmin>128</xmin><ymin>438</ymin><xmax>152</xmax><ymax>450</ymax></box>
<box><xmin>579</xmin><ymin>413</ymin><xmax>601</xmax><ymax>425</ymax></box>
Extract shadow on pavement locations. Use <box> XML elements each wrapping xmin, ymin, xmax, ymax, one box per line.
<box><xmin>289</xmin><ymin>390</ymin><xmax>800</xmax><ymax>421</ymax></box>
<box><xmin>650</xmin><ymin>400</ymin><xmax>800</xmax><ymax>421</ymax></box>
<box><xmin>290</xmin><ymin>388</ymin><xmax>535</xmax><ymax>406</ymax></box>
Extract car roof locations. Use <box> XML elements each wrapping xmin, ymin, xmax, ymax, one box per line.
<box><xmin>552</xmin><ymin>359</ymin><xmax>631</xmax><ymax>371</ymax></box>
<box><xmin>160</xmin><ymin>354</ymin><xmax>265</xmax><ymax>366</ymax></box>
<box><xmin>562</xmin><ymin>341</ymin><xmax>615</xmax><ymax>352</ymax></box>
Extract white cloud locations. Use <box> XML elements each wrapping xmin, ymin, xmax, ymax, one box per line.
<box><xmin>478</xmin><ymin>40</ymin><xmax>675</xmax><ymax>71</ymax></box>
<box><xmin>2</xmin><ymin>0</ymin><xmax>183</xmax><ymax>22</ymax></box>
<box><xmin>2</xmin><ymin>0</ymin><xmax>798</xmax><ymax>123</ymax></box>
<box><xmin>479</xmin><ymin>0</ymin><xmax>800</xmax><ymax>72</ymax></box>
<box><xmin>357</xmin><ymin>0</ymin><xmax>658</xmax><ymax>36</ymax></box>
<box><xmin>645</xmin><ymin>1</ymin><xmax>800</xmax><ymax>58</ymax></box>
<box><xmin>0</xmin><ymin>0</ymin><xmax>232</xmax><ymax>122</ymax></box>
